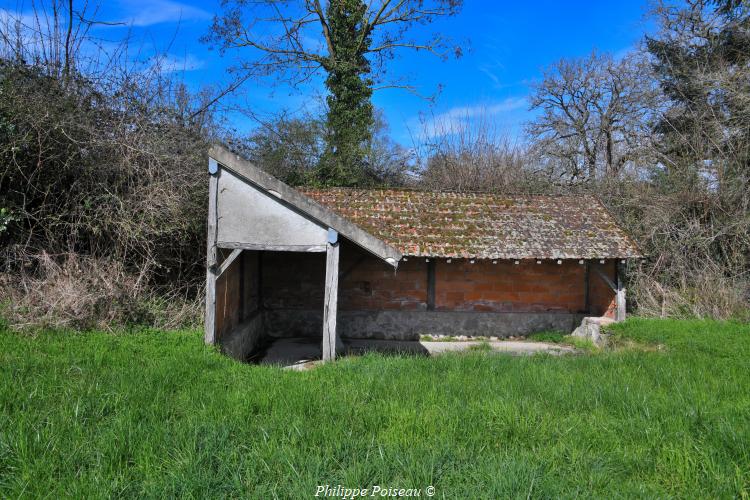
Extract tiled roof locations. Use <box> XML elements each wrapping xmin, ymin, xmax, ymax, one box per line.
<box><xmin>299</xmin><ymin>188</ymin><xmax>641</xmax><ymax>260</ymax></box>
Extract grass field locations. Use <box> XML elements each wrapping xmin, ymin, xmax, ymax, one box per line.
<box><xmin>1</xmin><ymin>319</ymin><xmax>749</xmax><ymax>498</ymax></box>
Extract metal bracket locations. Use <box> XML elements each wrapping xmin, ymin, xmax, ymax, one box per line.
<box><xmin>327</xmin><ymin>228</ymin><xmax>339</xmax><ymax>245</ymax></box>
<box><xmin>208</xmin><ymin>157</ymin><xmax>219</xmax><ymax>175</ymax></box>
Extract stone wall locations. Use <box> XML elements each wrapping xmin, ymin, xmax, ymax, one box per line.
<box><xmin>264</xmin><ymin>309</ymin><xmax>583</xmax><ymax>340</ymax></box>
<box><xmin>220</xmin><ymin>310</ymin><xmax>263</xmax><ymax>359</ymax></box>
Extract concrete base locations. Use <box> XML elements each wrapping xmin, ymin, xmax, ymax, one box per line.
<box><xmin>218</xmin><ymin>311</ymin><xmax>263</xmax><ymax>360</ymax></box>
<box><xmin>264</xmin><ymin>309</ymin><xmax>584</xmax><ymax>341</ymax></box>
<box><xmin>571</xmin><ymin>316</ymin><xmax>615</xmax><ymax>346</ymax></box>
<box><xmin>259</xmin><ymin>337</ymin><xmax>576</xmax><ymax>367</ymax></box>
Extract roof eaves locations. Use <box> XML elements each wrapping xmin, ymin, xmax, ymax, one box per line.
<box><xmin>590</xmin><ymin>195</ymin><xmax>644</xmax><ymax>258</ymax></box>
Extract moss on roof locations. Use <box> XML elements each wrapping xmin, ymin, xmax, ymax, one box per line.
<box><xmin>300</xmin><ymin>188</ymin><xmax>642</xmax><ymax>260</ymax></box>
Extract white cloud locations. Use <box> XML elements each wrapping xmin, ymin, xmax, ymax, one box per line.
<box><xmin>0</xmin><ymin>6</ymin><xmax>207</xmax><ymax>75</ymax></box>
<box><xmin>416</xmin><ymin>97</ymin><xmax>528</xmax><ymax>139</ymax></box>
<box><xmin>150</xmin><ymin>53</ymin><xmax>205</xmax><ymax>72</ymax></box>
<box><xmin>0</xmin><ymin>8</ymin><xmax>35</xmax><ymax>27</ymax></box>
<box><xmin>479</xmin><ymin>66</ymin><xmax>501</xmax><ymax>86</ymax></box>
<box><xmin>613</xmin><ymin>44</ymin><xmax>636</xmax><ymax>62</ymax></box>
<box><xmin>120</xmin><ymin>0</ymin><xmax>211</xmax><ymax>27</ymax></box>
<box><xmin>439</xmin><ymin>98</ymin><xmax>527</xmax><ymax>120</ymax></box>
<box><xmin>0</xmin><ymin>8</ymin><xmax>57</xmax><ymax>59</ymax></box>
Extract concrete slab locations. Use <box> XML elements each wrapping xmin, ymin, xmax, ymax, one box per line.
<box><xmin>258</xmin><ymin>337</ymin><xmax>576</xmax><ymax>368</ymax></box>
<box><xmin>421</xmin><ymin>340</ymin><xmax>575</xmax><ymax>355</ymax></box>
<box><xmin>260</xmin><ymin>337</ymin><xmax>321</xmax><ymax>366</ymax></box>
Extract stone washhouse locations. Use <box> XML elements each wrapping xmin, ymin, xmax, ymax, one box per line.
<box><xmin>204</xmin><ymin>145</ymin><xmax>641</xmax><ymax>361</ymax></box>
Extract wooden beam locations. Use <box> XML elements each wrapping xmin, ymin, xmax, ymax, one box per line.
<box><xmin>257</xmin><ymin>251</ymin><xmax>264</xmax><ymax>312</ymax></box>
<box><xmin>616</xmin><ymin>262</ymin><xmax>627</xmax><ymax>322</ymax></box>
<box><xmin>204</xmin><ymin>166</ymin><xmax>220</xmax><ymax>345</ymax></box>
<box><xmin>217</xmin><ymin>242</ymin><xmax>326</xmax><ymax>252</ymax></box>
<box><xmin>215</xmin><ymin>248</ymin><xmax>242</xmax><ymax>278</ymax></box>
<box><xmin>238</xmin><ymin>249</ymin><xmax>245</xmax><ymax>321</ymax></box>
<box><xmin>584</xmin><ymin>261</ymin><xmax>590</xmax><ymax>314</ymax></box>
<box><xmin>593</xmin><ymin>265</ymin><xmax>617</xmax><ymax>292</ymax></box>
<box><xmin>322</xmin><ymin>231</ymin><xmax>340</xmax><ymax>361</ymax></box>
<box><xmin>427</xmin><ymin>260</ymin><xmax>436</xmax><ymax>311</ymax></box>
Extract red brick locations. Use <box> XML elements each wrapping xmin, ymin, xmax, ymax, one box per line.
<box><xmin>472</xmin><ymin>304</ymin><xmax>497</xmax><ymax>312</ymax></box>
<box><xmin>261</xmin><ymin>241</ymin><xmax>609</xmax><ymax>315</ymax></box>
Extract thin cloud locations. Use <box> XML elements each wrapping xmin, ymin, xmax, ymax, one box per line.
<box><xmin>151</xmin><ymin>53</ymin><xmax>205</xmax><ymax>72</ymax></box>
<box><xmin>444</xmin><ymin>98</ymin><xmax>527</xmax><ymax>118</ymax></box>
<box><xmin>0</xmin><ymin>8</ymin><xmax>36</xmax><ymax>27</ymax></box>
<box><xmin>478</xmin><ymin>66</ymin><xmax>501</xmax><ymax>86</ymax></box>
<box><xmin>120</xmin><ymin>0</ymin><xmax>211</xmax><ymax>27</ymax></box>
<box><xmin>613</xmin><ymin>44</ymin><xmax>636</xmax><ymax>61</ymax></box>
<box><xmin>0</xmin><ymin>8</ymin><xmax>59</xmax><ymax>58</ymax></box>
<box><xmin>416</xmin><ymin>97</ymin><xmax>528</xmax><ymax>139</ymax></box>
<box><xmin>478</xmin><ymin>55</ymin><xmax>506</xmax><ymax>88</ymax></box>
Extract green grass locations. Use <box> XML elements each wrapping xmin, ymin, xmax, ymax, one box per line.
<box><xmin>467</xmin><ymin>341</ymin><xmax>492</xmax><ymax>351</ymax></box>
<box><xmin>525</xmin><ymin>330</ymin><xmax>567</xmax><ymax>343</ymax></box>
<box><xmin>526</xmin><ymin>330</ymin><xmax>598</xmax><ymax>351</ymax></box>
<box><xmin>1</xmin><ymin>319</ymin><xmax>750</xmax><ymax>497</ymax></box>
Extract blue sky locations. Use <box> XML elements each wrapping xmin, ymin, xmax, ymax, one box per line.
<box><xmin>2</xmin><ymin>0</ymin><xmax>654</xmax><ymax>145</ymax></box>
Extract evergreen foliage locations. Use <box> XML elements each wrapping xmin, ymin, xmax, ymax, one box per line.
<box><xmin>319</xmin><ymin>0</ymin><xmax>375</xmax><ymax>186</ymax></box>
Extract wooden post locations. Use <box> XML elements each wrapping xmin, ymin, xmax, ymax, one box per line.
<box><xmin>322</xmin><ymin>229</ymin><xmax>340</xmax><ymax>361</ymax></box>
<box><xmin>594</xmin><ymin>261</ymin><xmax>627</xmax><ymax>322</ymax></box>
<box><xmin>238</xmin><ymin>249</ymin><xmax>245</xmax><ymax>322</ymax></box>
<box><xmin>616</xmin><ymin>261</ymin><xmax>626</xmax><ymax>322</ymax></box>
<box><xmin>426</xmin><ymin>260</ymin><xmax>436</xmax><ymax>311</ymax></box>
<box><xmin>204</xmin><ymin>159</ymin><xmax>219</xmax><ymax>344</ymax></box>
<box><xmin>584</xmin><ymin>261</ymin><xmax>590</xmax><ymax>314</ymax></box>
<box><xmin>257</xmin><ymin>251</ymin><xmax>264</xmax><ymax>312</ymax></box>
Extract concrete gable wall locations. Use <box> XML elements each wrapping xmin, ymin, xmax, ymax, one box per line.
<box><xmin>216</xmin><ymin>168</ymin><xmax>327</xmax><ymax>247</ymax></box>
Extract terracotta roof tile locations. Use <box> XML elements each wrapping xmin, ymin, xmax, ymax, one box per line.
<box><xmin>299</xmin><ymin>188</ymin><xmax>641</xmax><ymax>260</ymax></box>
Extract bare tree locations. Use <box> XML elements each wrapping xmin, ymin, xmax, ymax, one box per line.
<box><xmin>415</xmin><ymin>110</ymin><xmax>543</xmax><ymax>193</ymax></box>
<box><xmin>206</xmin><ymin>0</ymin><xmax>463</xmax><ymax>185</ymax></box>
<box><xmin>206</xmin><ymin>0</ymin><xmax>463</xmax><ymax>91</ymax></box>
<box><xmin>0</xmin><ymin>2</ymin><xmax>222</xmax><ymax>329</ymax></box>
<box><xmin>526</xmin><ymin>52</ymin><xmax>657</xmax><ymax>182</ymax></box>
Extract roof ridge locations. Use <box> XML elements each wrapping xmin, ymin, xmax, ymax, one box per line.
<box><xmin>298</xmin><ymin>186</ymin><xmax>597</xmax><ymax>198</ymax></box>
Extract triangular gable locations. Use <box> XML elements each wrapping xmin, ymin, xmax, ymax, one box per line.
<box><xmin>209</xmin><ymin>145</ymin><xmax>402</xmax><ymax>267</ymax></box>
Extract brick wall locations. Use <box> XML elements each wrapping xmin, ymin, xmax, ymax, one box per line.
<box><xmin>215</xmin><ymin>249</ymin><xmax>261</xmax><ymax>341</ymax></box>
<box><xmin>257</xmin><ymin>240</ymin><xmax>615</xmax><ymax>316</ymax></box>
<box><xmin>260</xmin><ymin>242</ymin><xmax>428</xmax><ymax>311</ymax></box>
<box><xmin>262</xmin><ymin>251</ymin><xmax>326</xmax><ymax>309</ymax></box>
<box><xmin>339</xmin><ymin>253</ymin><xmax>427</xmax><ymax>311</ymax></box>
<box><xmin>435</xmin><ymin>259</ymin><xmax>585</xmax><ymax>313</ymax></box>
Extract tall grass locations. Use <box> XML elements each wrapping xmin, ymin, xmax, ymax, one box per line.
<box><xmin>1</xmin><ymin>319</ymin><xmax>749</xmax><ymax>497</ymax></box>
